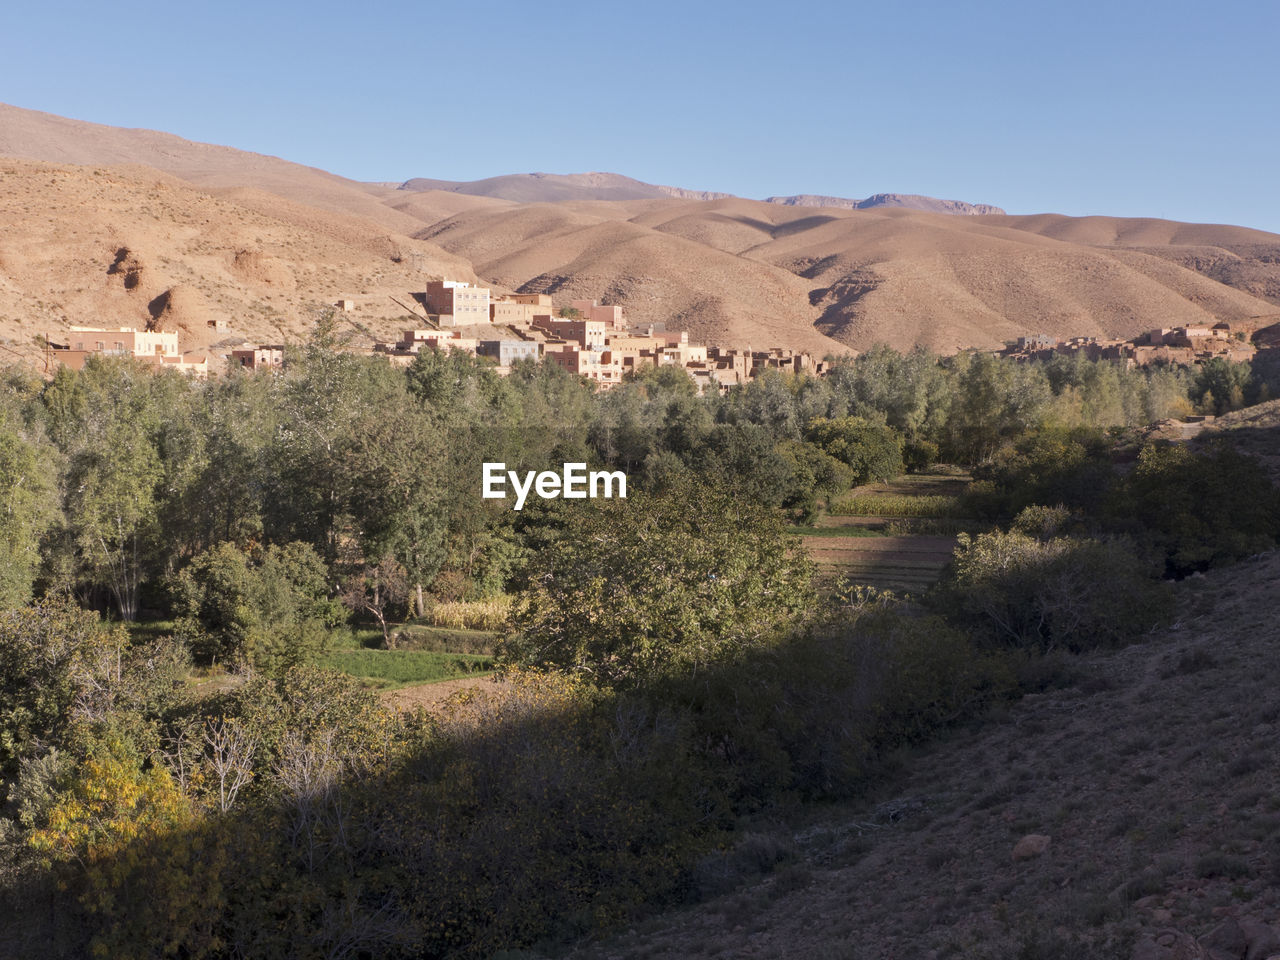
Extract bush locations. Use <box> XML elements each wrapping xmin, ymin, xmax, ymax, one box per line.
<box><xmin>0</xmin><ymin>600</ymin><xmax>122</xmax><ymax>777</ymax></box>
<box><xmin>971</xmin><ymin>427</ymin><xmax>1116</xmax><ymax>521</ymax></box>
<box><xmin>935</xmin><ymin>529</ymin><xmax>1170</xmax><ymax>651</ymax></box>
<box><xmin>1110</xmin><ymin>440</ymin><xmax>1280</xmax><ymax>576</ymax></box>
<box><xmin>172</xmin><ymin>541</ymin><xmax>340</xmax><ymax>671</ymax></box>
<box><xmin>903</xmin><ymin>439</ymin><xmax>940</xmax><ymax>473</ymax></box>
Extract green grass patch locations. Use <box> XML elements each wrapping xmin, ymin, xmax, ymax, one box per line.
<box><xmin>126</xmin><ymin>619</ymin><xmax>181</xmax><ymax>643</ymax></box>
<box><xmin>394</xmin><ymin>624</ymin><xmax>499</xmax><ymax>655</ymax></box>
<box><xmin>331</xmin><ymin>623</ymin><xmax>498</xmax><ymax>655</ymax></box>
<box><xmin>326</xmin><ymin>626</ymin><xmax>386</xmax><ymax>651</ymax></box>
<box><xmin>317</xmin><ymin>648</ymin><xmax>495</xmax><ymax>690</ymax></box>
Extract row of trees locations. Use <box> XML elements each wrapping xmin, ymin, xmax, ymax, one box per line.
<box><xmin>0</xmin><ymin>322</ymin><xmax>1269</xmax><ymax>641</ymax></box>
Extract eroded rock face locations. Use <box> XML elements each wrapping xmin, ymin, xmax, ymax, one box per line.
<box><xmin>107</xmin><ymin>245</ymin><xmax>145</xmax><ymax>290</ymax></box>
<box><xmin>1010</xmin><ymin>834</ymin><xmax>1051</xmax><ymax>861</ymax></box>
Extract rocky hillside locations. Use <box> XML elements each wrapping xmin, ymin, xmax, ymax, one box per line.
<box><xmin>0</xmin><ymin>155</ymin><xmax>473</xmax><ymax>366</ymax></box>
<box><xmin>567</xmin><ymin>544</ymin><xmax>1280</xmax><ymax>960</ymax></box>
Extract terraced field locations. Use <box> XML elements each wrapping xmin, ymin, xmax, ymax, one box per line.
<box><xmin>800</xmin><ymin>473</ymin><xmax>976</xmax><ymax>594</ymax></box>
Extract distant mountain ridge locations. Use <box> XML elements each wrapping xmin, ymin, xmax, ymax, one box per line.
<box><xmin>764</xmin><ymin>193</ymin><xmax>1006</xmax><ymax>215</ymax></box>
<box><xmin>399</xmin><ymin>172</ymin><xmax>734</xmax><ymax>204</ymax></box>
<box><xmin>398</xmin><ymin>172</ymin><xmax>1001</xmax><ymax>213</ymax></box>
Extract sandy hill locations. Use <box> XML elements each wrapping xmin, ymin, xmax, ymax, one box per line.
<box><xmin>418</xmin><ymin>205</ymin><xmax>838</xmax><ymax>354</ymax></box>
<box><xmin>5</xmin><ymin>102</ymin><xmax>1280</xmax><ymax>357</ymax></box>
<box><xmin>417</xmin><ymin>196</ymin><xmax>1280</xmax><ymax>353</ymax></box>
<box><xmin>0</xmin><ymin>102</ymin><xmax>422</xmax><ymax>235</ymax></box>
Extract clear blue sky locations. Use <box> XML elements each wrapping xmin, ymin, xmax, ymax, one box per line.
<box><xmin>5</xmin><ymin>0</ymin><xmax>1278</xmax><ymax>232</ymax></box>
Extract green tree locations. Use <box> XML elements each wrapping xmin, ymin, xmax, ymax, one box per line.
<box><xmin>0</xmin><ymin>420</ymin><xmax>59</xmax><ymax>607</ymax></box>
<box><xmin>174</xmin><ymin>541</ymin><xmax>337</xmax><ymax>671</ymax></box>
<box><xmin>805</xmin><ymin>416</ymin><xmax>903</xmax><ymax>485</ymax></box>
<box><xmin>502</xmin><ymin>480</ymin><xmax>816</xmax><ymax>688</ymax></box>
<box><xmin>1192</xmin><ymin>357</ymin><xmax>1252</xmax><ymax>415</ymax></box>
<box><xmin>43</xmin><ymin>358</ymin><xmax>189</xmax><ymax>619</ymax></box>
<box><xmin>1111</xmin><ymin>440</ymin><xmax>1280</xmax><ymax>575</ymax></box>
<box><xmin>344</xmin><ymin>399</ymin><xmax>448</xmax><ymax>616</ymax></box>
<box><xmin>944</xmin><ymin>353</ymin><xmax>1051</xmax><ymax>463</ymax></box>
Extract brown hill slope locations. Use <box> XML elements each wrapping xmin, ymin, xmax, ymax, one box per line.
<box><xmin>419</xmin><ymin>206</ymin><xmax>841</xmax><ymax>354</ymax></box>
<box><xmin>0</xmin><ymin>157</ymin><xmax>473</xmax><ymax>365</ymax></box>
<box><xmin>985</xmin><ymin>214</ymin><xmax>1280</xmax><ymax>308</ymax></box>
<box><xmin>420</xmin><ymin>196</ymin><xmax>1280</xmax><ymax>352</ymax></box>
<box><xmin>571</xmin><ymin>544</ymin><xmax>1280</xmax><ymax>960</ymax></box>
<box><xmin>7</xmin><ymin>103</ymin><xmax>1280</xmax><ymax>356</ymax></box>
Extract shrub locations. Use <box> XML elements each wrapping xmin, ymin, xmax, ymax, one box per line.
<box><xmin>172</xmin><ymin>541</ymin><xmax>339</xmax><ymax>671</ymax></box>
<box><xmin>0</xmin><ymin>600</ymin><xmax>122</xmax><ymax>776</ymax></box>
<box><xmin>936</xmin><ymin>529</ymin><xmax>1170</xmax><ymax>651</ymax></box>
<box><xmin>903</xmin><ymin>439</ymin><xmax>940</xmax><ymax>473</ymax></box>
<box><xmin>1110</xmin><ymin>440</ymin><xmax>1280</xmax><ymax>575</ymax></box>
<box><xmin>971</xmin><ymin>427</ymin><xmax>1116</xmax><ymax>521</ymax></box>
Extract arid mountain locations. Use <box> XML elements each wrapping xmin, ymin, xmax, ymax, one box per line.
<box><xmin>419</xmin><ymin>197</ymin><xmax>1280</xmax><ymax>353</ymax></box>
<box><xmin>5</xmin><ymin>102</ymin><xmax>1280</xmax><ymax>360</ymax></box>
<box><xmin>399</xmin><ymin>171</ymin><xmax>734</xmax><ymax>204</ymax></box>
<box><xmin>765</xmin><ymin>193</ymin><xmax>1006</xmax><ymax>215</ymax></box>
<box><xmin>0</xmin><ymin>102</ymin><xmax>425</xmax><ymax>235</ymax></box>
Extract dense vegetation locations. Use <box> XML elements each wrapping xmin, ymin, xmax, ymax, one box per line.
<box><xmin>2</xmin><ymin>319</ymin><xmax>1279</xmax><ymax>958</ymax></box>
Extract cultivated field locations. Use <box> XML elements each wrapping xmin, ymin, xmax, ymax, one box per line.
<box><xmin>801</xmin><ymin>473</ymin><xmax>976</xmax><ymax>593</ymax></box>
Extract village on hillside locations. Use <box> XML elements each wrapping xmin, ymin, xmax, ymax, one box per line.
<box><xmin>1000</xmin><ymin>322</ymin><xmax>1259</xmax><ymax>366</ymax></box>
<box><xmin>44</xmin><ymin>276</ymin><xmax>1280</xmax><ymax>392</ymax></box>
<box><xmin>45</xmin><ymin>278</ymin><xmax>826</xmax><ymax>392</ymax></box>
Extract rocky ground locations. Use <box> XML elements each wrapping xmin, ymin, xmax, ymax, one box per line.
<box><xmin>558</xmin><ymin>550</ymin><xmax>1280</xmax><ymax>960</ymax></box>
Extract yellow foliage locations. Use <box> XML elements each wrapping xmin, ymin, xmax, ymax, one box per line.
<box><xmin>28</xmin><ymin>732</ymin><xmax>192</xmax><ymax>866</ymax></box>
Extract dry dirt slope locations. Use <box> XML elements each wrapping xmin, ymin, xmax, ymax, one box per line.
<box><xmin>562</xmin><ymin>553</ymin><xmax>1280</xmax><ymax>960</ymax></box>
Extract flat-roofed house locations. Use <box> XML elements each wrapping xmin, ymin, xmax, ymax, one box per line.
<box><xmin>425</xmin><ymin>280</ymin><xmax>491</xmax><ymax>327</ymax></box>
